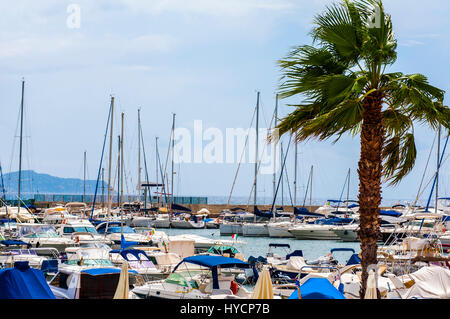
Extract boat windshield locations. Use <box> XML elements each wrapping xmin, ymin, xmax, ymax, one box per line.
<box><xmin>65</xmin><ymin>259</ymin><xmax>114</xmax><ymax>266</ymax></box>
<box><xmin>19</xmin><ymin>225</ymin><xmax>59</xmax><ymax>238</ymax></box>
<box><xmin>165</xmin><ymin>272</ymin><xmax>200</xmax><ymax>289</ymax></box>
<box><xmin>63</xmin><ymin>226</ymin><xmax>98</xmax><ymax>234</ymax></box>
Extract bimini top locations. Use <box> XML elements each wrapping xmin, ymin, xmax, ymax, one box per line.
<box><xmin>173</xmin><ymin>255</ymin><xmax>249</xmax><ymax>271</ymax></box>
<box><xmin>0</xmin><ymin>261</ymin><xmax>55</xmax><ymax>299</ymax></box>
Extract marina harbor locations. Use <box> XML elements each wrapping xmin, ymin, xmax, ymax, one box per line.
<box><xmin>1</xmin><ymin>0</ymin><xmax>449</xmax><ymax>303</ymax></box>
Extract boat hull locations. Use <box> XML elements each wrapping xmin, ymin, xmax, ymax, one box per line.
<box><xmin>242</xmin><ymin>224</ymin><xmax>269</xmax><ymax>237</ymax></box>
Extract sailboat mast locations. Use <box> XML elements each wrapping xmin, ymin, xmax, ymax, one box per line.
<box><xmin>310</xmin><ymin>165</ymin><xmax>313</xmax><ymax>207</ymax></box>
<box><xmin>171</xmin><ymin>113</ymin><xmax>176</xmax><ymax>208</ymax></box>
<box><xmin>138</xmin><ymin>109</ymin><xmax>141</xmax><ymax>204</ymax></box>
<box><xmin>294</xmin><ymin>138</ymin><xmax>298</xmax><ymax>207</ymax></box>
<box><xmin>117</xmin><ymin>135</ymin><xmax>121</xmax><ymax>207</ymax></box>
<box><xmin>436</xmin><ymin>125</ymin><xmax>441</xmax><ymax>212</ymax></box>
<box><xmin>121</xmin><ymin>112</ymin><xmax>124</xmax><ymax>208</ymax></box>
<box><xmin>273</xmin><ymin>94</ymin><xmax>278</xmax><ymax>200</ymax></box>
<box><xmin>281</xmin><ymin>142</ymin><xmax>284</xmax><ymax>207</ymax></box>
<box><xmin>254</xmin><ymin>91</ymin><xmax>260</xmax><ymax>207</ymax></box>
<box><xmin>346</xmin><ymin>168</ymin><xmax>350</xmax><ymax>212</ymax></box>
<box><xmin>107</xmin><ymin>96</ymin><xmax>114</xmax><ymax>216</ymax></box>
<box><xmin>101</xmin><ymin>168</ymin><xmax>105</xmax><ymax>209</ymax></box>
<box><xmin>156</xmin><ymin>137</ymin><xmax>160</xmax><ymax>206</ymax></box>
<box><xmin>83</xmin><ymin>151</ymin><xmax>86</xmax><ymax>202</ymax></box>
<box><xmin>17</xmin><ymin>79</ymin><xmax>25</xmax><ymax>212</ymax></box>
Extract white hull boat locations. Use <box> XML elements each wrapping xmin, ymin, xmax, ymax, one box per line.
<box><xmin>267</xmin><ymin>222</ymin><xmax>295</xmax><ymax>238</ymax></box>
<box><xmin>219</xmin><ymin>222</ymin><xmax>243</xmax><ymax>236</ymax></box>
<box><xmin>242</xmin><ymin>223</ymin><xmax>269</xmax><ymax>237</ymax></box>
<box><xmin>288</xmin><ymin>224</ymin><xmax>341</xmax><ymax>240</ymax></box>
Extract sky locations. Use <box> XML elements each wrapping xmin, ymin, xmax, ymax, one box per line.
<box><xmin>0</xmin><ymin>0</ymin><xmax>449</xmax><ymax>205</ymax></box>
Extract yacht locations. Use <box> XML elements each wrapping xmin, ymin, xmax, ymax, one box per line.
<box><xmin>17</xmin><ymin>224</ymin><xmax>74</xmax><ymax>251</ymax></box>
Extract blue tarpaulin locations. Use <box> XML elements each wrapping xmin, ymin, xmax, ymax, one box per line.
<box><xmin>288</xmin><ymin>278</ymin><xmax>346</xmax><ymax>299</ymax></box>
<box><xmin>0</xmin><ymin>261</ymin><xmax>55</xmax><ymax>299</ymax></box>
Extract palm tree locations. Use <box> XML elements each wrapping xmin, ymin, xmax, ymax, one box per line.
<box><xmin>274</xmin><ymin>0</ymin><xmax>449</xmax><ymax>298</ymax></box>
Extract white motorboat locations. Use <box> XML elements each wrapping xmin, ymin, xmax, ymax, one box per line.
<box><xmin>17</xmin><ymin>224</ymin><xmax>75</xmax><ymax>251</ymax></box>
<box><xmin>109</xmin><ymin>248</ymin><xmax>166</xmax><ymax>281</ymax></box>
<box><xmin>131</xmin><ymin>255</ymin><xmax>252</xmax><ymax>299</ymax></box>
<box><xmin>95</xmin><ymin>222</ymin><xmax>153</xmax><ymax>248</ymax></box>
<box><xmin>0</xmin><ymin>206</ymin><xmax>36</xmax><ymax>223</ymax></box>
<box><xmin>48</xmin><ymin>248</ymin><xmax>139</xmax><ymax>299</ymax></box>
<box><xmin>170</xmin><ymin>213</ymin><xmax>206</xmax><ymax>229</ymax></box>
<box><xmin>56</xmin><ymin>218</ymin><xmax>113</xmax><ymax>245</ymax></box>
<box><xmin>42</xmin><ymin>206</ymin><xmax>79</xmax><ymax>225</ymax></box>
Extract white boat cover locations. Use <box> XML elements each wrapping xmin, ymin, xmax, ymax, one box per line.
<box><xmin>400</xmin><ymin>266</ymin><xmax>450</xmax><ymax>299</ymax></box>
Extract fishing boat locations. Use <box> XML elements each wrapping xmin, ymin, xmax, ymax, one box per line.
<box><xmin>130</xmin><ymin>255</ymin><xmax>253</xmax><ymax>299</ymax></box>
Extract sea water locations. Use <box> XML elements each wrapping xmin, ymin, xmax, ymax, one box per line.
<box><xmin>164</xmin><ymin>228</ymin><xmax>361</xmax><ymax>264</ymax></box>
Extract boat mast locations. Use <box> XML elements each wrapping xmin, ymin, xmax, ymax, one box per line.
<box><xmin>106</xmin><ymin>96</ymin><xmax>114</xmax><ymax>219</ymax></box>
<box><xmin>120</xmin><ymin>112</ymin><xmax>125</xmax><ymax>234</ymax></box>
<box><xmin>346</xmin><ymin>168</ymin><xmax>350</xmax><ymax>213</ymax></box>
<box><xmin>83</xmin><ymin>151</ymin><xmax>86</xmax><ymax>203</ymax></box>
<box><xmin>121</xmin><ymin>112</ymin><xmax>124</xmax><ymax>208</ymax></box>
<box><xmin>138</xmin><ymin>109</ymin><xmax>142</xmax><ymax>205</ymax></box>
<box><xmin>101</xmin><ymin>168</ymin><xmax>105</xmax><ymax>209</ymax></box>
<box><xmin>171</xmin><ymin>113</ymin><xmax>176</xmax><ymax>210</ymax></box>
<box><xmin>156</xmin><ymin>136</ymin><xmax>160</xmax><ymax>206</ymax></box>
<box><xmin>310</xmin><ymin>165</ymin><xmax>313</xmax><ymax>207</ymax></box>
<box><xmin>253</xmin><ymin>91</ymin><xmax>260</xmax><ymax>221</ymax></box>
<box><xmin>117</xmin><ymin>135</ymin><xmax>121</xmax><ymax>209</ymax></box>
<box><xmin>273</xmin><ymin>94</ymin><xmax>278</xmax><ymax>200</ymax></box>
<box><xmin>436</xmin><ymin>125</ymin><xmax>441</xmax><ymax>212</ymax></box>
<box><xmin>17</xmin><ymin>79</ymin><xmax>25</xmax><ymax>213</ymax></box>
<box><xmin>281</xmin><ymin>142</ymin><xmax>284</xmax><ymax>207</ymax></box>
<box><xmin>294</xmin><ymin>138</ymin><xmax>298</xmax><ymax>207</ymax></box>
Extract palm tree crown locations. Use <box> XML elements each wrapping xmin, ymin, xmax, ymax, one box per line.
<box><xmin>275</xmin><ymin>0</ymin><xmax>449</xmax><ymax>298</ymax></box>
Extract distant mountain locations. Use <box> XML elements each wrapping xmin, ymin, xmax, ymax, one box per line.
<box><xmin>1</xmin><ymin>170</ymin><xmax>109</xmax><ymax>195</ymax></box>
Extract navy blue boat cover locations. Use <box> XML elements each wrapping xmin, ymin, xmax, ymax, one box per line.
<box><xmin>0</xmin><ymin>261</ymin><xmax>55</xmax><ymax>299</ymax></box>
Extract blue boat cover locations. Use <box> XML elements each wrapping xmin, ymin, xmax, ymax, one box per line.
<box><xmin>0</xmin><ymin>240</ymin><xmax>30</xmax><ymax>246</ymax></box>
<box><xmin>346</xmin><ymin>254</ymin><xmax>361</xmax><ymax>266</ymax></box>
<box><xmin>81</xmin><ymin>268</ymin><xmax>138</xmax><ymax>276</ymax></box>
<box><xmin>286</xmin><ymin>250</ymin><xmax>303</xmax><ymax>260</ymax></box>
<box><xmin>174</xmin><ymin>255</ymin><xmax>249</xmax><ymax>271</ymax></box>
<box><xmin>379</xmin><ymin>210</ymin><xmax>402</xmax><ymax>217</ymax></box>
<box><xmin>121</xmin><ymin>234</ymin><xmax>139</xmax><ymax>249</ymax></box>
<box><xmin>0</xmin><ymin>261</ymin><xmax>55</xmax><ymax>299</ymax></box>
<box><xmin>293</xmin><ymin>207</ymin><xmax>324</xmax><ymax>217</ymax></box>
<box><xmin>288</xmin><ymin>278</ymin><xmax>345</xmax><ymax>299</ymax></box>
<box><xmin>40</xmin><ymin>259</ymin><xmax>58</xmax><ymax>274</ymax></box>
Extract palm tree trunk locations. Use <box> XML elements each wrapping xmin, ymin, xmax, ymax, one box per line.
<box><xmin>357</xmin><ymin>91</ymin><xmax>384</xmax><ymax>299</ymax></box>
